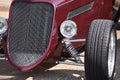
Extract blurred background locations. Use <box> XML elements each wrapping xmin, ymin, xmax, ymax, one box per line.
<box><xmin>0</xmin><ymin>0</ymin><xmax>11</xmax><ymax>18</ymax></box>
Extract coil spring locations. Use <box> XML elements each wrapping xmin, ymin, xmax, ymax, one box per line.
<box><xmin>65</xmin><ymin>42</ymin><xmax>78</xmax><ymax>57</ymax></box>
<box><xmin>65</xmin><ymin>42</ymin><xmax>81</xmax><ymax>63</ymax></box>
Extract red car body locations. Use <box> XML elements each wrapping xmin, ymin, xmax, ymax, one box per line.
<box><xmin>5</xmin><ymin>0</ymin><xmax>114</xmax><ymax>71</ymax></box>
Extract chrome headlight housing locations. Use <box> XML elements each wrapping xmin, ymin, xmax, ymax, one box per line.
<box><xmin>0</xmin><ymin>17</ymin><xmax>8</xmax><ymax>35</ymax></box>
<box><xmin>60</xmin><ymin>20</ymin><xmax>77</xmax><ymax>39</ymax></box>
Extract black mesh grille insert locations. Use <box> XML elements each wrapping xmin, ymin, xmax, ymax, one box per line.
<box><xmin>9</xmin><ymin>2</ymin><xmax>53</xmax><ymax>66</ymax></box>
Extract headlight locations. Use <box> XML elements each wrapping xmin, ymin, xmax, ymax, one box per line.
<box><xmin>60</xmin><ymin>20</ymin><xmax>77</xmax><ymax>39</ymax></box>
<box><xmin>0</xmin><ymin>17</ymin><xmax>8</xmax><ymax>35</ymax></box>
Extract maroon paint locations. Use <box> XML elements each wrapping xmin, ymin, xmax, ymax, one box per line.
<box><xmin>7</xmin><ymin>0</ymin><xmax>114</xmax><ymax>71</ymax></box>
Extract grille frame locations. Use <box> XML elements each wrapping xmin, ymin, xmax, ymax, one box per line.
<box><xmin>7</xmin><ymin>2</ymin><xmax>54</xmax><ymax>69</ymax></box>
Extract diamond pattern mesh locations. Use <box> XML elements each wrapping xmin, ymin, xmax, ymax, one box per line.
<box><xmin>8</xmin><ymin>2</ymin><xmax>53</xmax><ymax>66</ymax></box>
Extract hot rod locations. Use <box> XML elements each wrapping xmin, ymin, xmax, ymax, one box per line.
<box><xmin>0</xmin><ymin>0</ymin><xmax>120</xmax><ymax>80</ymax></box>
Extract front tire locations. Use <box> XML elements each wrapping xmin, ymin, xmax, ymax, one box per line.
<box><xmin>85</xmin><ymin>20</ymin><xmax>117</xmax><ymax>80</ymax></box>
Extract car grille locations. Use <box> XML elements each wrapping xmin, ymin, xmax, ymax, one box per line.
<box><xmin>8</xmin><ymin>2</ymin><xmax>54</xmax><ymax>66</ymax></box>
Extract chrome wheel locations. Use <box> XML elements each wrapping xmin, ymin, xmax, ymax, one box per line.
<box><xmin>85</xmin><ymin>20</ymin><xmax>116</xmax><ymax>80</ymax></box>
<box><xmin>108</xmin><ymin>29</ymin><xmax>116</xmax><ymax>77</ymax></box>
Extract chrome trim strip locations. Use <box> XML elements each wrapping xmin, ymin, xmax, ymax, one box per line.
<box><xmin>63</xmin><ymin>39</ymin><xmax>86</xmax><ymax>43</ymax></box>
<box><xmin>67</xmin><ymin>2</ymin><xmax>94</xmax><ymax>19</ymax></box>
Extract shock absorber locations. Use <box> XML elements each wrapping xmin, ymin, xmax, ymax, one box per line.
<box><xmin>64</xmin><ymin>41</ymin><xmax>82</xmax><ymax>63</ymax></box>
